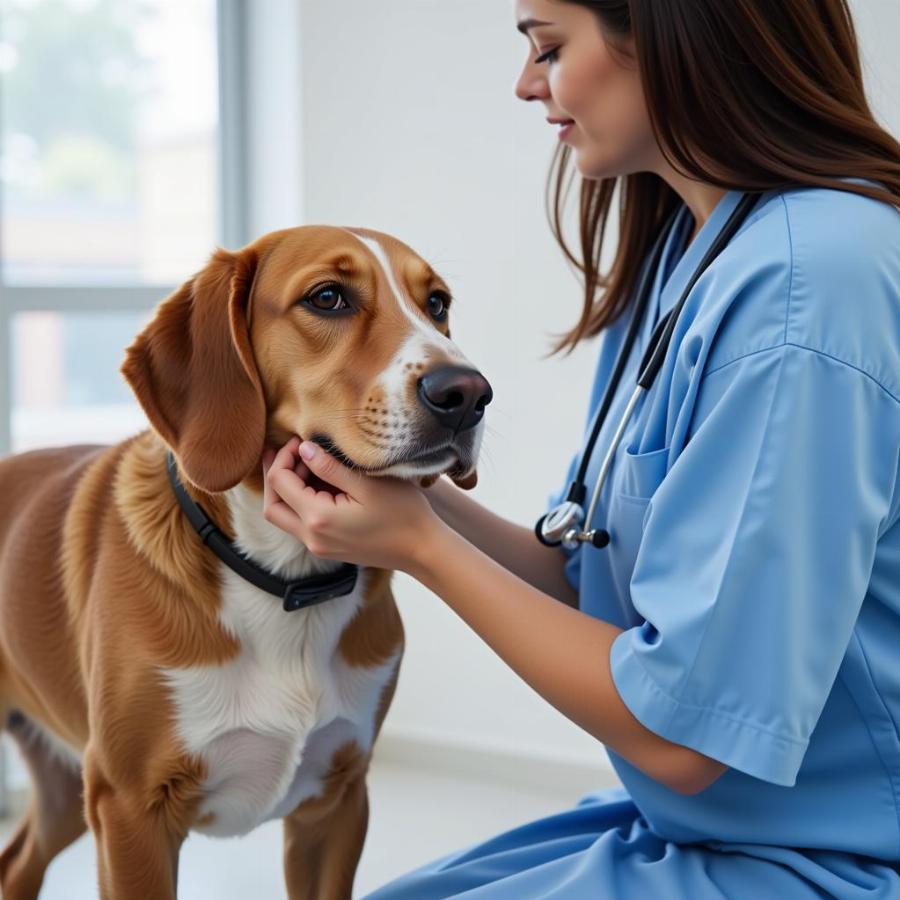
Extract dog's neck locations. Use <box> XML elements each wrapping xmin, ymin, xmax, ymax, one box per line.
<box><xmin>224</xmin><ymin>476</ymin><xmax>345</xmax><ymax>584</ymax></box>
<box><xmin>164</xmin><ymin>448</ymin><xmax>357</xmax><ymax>612</ymax></box>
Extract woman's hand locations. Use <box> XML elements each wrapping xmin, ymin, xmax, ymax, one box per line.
<box><xmin>261</xmin><ymin>436</ymin><xmax>442</xmax><ymax>572</ymax></box>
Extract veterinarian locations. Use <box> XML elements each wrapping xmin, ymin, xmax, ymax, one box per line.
<box><xmin>262</xmin><ymin>0</ymin><xmax>900</xmax><ymax>896</ymax></box>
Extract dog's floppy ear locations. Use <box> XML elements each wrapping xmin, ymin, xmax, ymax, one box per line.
<box><xmin>121</xmin><ymin>246</ymin><xmax>264</xmax><ymax>494</ymax></box>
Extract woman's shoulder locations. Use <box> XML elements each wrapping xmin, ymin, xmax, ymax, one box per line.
<box><xmin>698</xmin><ymin>181</ymin><xmax>900</xmax><ymax>397</ymax></box>
<box><xmin>742</xmin><ymin>179</ymin><xmax>899</xmax><ymax>277</ymax></box>
<box><xmin>780</xmin><ymin>179</ymin><xmax>899</xmax><ymax>263</ymax></box>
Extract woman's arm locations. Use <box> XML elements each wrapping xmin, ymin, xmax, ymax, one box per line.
<box><xmin>263</xmin><ymin>439</ymin><xmax>728</xmax><ymax>797</ymax></box>
<box><xmin>406</xmin><ymin>516</ymin><xmax>728</xmax><ymax>797</ymax></box>
<box><xmin>423</xmin><ymin>477</ymin><xmax>579</xmax><ymax>608</ymax></box>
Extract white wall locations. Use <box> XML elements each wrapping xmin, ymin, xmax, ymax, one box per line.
<box><xmin>246</xmin><ymin>0</ymin><xmax>900</xmax><ymax>776</ymax></box>
<box><xmin>294</xmin><ymin>0</ymin><xmax>608</xmax><ymax>774</ymax></box>
<box><xmin>853</xmin><ymin>0</ymin><xmax>900</xmax><ymax>140</ymax></box>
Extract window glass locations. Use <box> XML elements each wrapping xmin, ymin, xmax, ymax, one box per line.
<box><xmin>0</xmin><ymin>0</ymin><xmax>219</xmax><ymax>285</ymax></box>
<box><xmin>11</xmin><ymin>310</ymin><xmax>155</xmax><ymax>451</ymax></box>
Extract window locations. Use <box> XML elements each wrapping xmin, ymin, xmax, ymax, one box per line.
<box><xmin>0</xmin><ymin>0</ymin><xmax>246</xmax><ymax>453</ymax></box>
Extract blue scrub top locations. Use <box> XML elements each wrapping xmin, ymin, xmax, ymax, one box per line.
<box><xmin>550</xmin><ymin>181</ymin><xmax>900</xmax><ymax>859</ymax></box>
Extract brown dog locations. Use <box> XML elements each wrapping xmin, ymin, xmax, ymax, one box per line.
<box><xmin>0</xmin><ymin>225</ymin><xmax>491</xmax><ymax>899</ymax></box>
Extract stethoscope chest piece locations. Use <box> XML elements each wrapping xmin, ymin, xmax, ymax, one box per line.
<box><xmin>536</xmin><ymin>501</ymin><xmax>583</xmax><ymax>547</ymax></box>
<box><xmin>536</xmin><ymin>501</ymin><xmax>612</xmax><ymax>551</ymax></box>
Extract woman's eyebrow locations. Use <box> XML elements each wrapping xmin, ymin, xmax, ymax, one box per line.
<box><xmin>516</xmin><ymin>18</ymin><xmax>553</xmax><ymax>35</ymax></box>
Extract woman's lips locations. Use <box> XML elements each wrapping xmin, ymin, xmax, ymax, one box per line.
<box><xmin>546</xmin><ymin>117</ymin><xmax>576</xmax><ymax>139</ymax></box>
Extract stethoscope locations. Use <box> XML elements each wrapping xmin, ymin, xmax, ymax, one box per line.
<box><xmin>535</xmin><ymin>191</ymin><xmax>762</xmax><ymax>552</ymax></box>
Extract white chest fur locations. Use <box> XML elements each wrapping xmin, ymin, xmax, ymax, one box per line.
<box><xmin>160</xmin><ymin>483</ymin><xmax>399</xmax><ymax>838</ymax></box>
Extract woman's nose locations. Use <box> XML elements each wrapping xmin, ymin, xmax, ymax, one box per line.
<box><xmin>514</xmin><ymin>54</ymin><xmax>550</xmax><ymax>102</ymax></box>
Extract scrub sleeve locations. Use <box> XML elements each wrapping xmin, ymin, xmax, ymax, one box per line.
<box><xmin>610</xmin><ymin>342</ymin><xmax>899</xmax><ymax>788</ymax></box>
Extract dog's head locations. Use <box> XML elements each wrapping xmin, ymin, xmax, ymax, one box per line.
<box><xmin>121</xmin><ymin>226</ymin><xmax>491</xmax><ymax>494</ymax></box>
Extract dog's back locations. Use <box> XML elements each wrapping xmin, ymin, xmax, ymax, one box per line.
<box><xmin>0</xmin><ymin>443</ymin><xmax>107</xmax><ymax>553</ymax></box>
<box><xmin>0</xmin><ymin>443</ymin><xmax>115</xmax><ymax>745</ymax></box>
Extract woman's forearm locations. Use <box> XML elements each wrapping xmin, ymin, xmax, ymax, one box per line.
<box><xmin>425</xmin><ymin>478</ymin><xmax>579</xmax><ymax>607</ymax></box>
<box><xmin>407</xmin><ymin>516</ymin><xmax>728</xmax><ymax>796</ymax></box>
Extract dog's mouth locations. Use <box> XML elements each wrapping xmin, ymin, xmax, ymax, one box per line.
<box><xmin>310</xmin><ymin>434</ymin><xmax>361</xmax><ymax>472</ymax></box>
<box><xmin>309</xmin><ymin>432</ymin><xmax>470</xmax><ymax>483</ymax></box>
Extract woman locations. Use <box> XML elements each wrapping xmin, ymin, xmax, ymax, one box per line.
<box><xmin>262</xmin><ymin>0</ymin><xmax>900</xmax><ymax>896</ymax></box>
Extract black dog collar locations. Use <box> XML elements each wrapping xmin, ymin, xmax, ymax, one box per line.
<box><xmin>165</xmin><ymin>450</ymin><xmax>358</xmax><ymax>612</ymax></box>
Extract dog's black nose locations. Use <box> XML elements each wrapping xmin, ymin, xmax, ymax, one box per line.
<box><xmin>417</xmin><ymin>366</ymin><xmax>493</xmax><ymax>433</ymax></box>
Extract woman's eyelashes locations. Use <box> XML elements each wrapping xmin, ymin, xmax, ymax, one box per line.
<box><xmin>534</xmin><ymin>46</ymin><xmax>560</xmax><ymax>65</ymax></box>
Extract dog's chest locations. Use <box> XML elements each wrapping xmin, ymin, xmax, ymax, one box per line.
<box><xmin>161</xmin><ymin>486</ymin><xmax>399</xmax><ymax>838</ymax></box>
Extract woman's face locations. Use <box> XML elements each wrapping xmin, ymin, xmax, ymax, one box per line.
<box><xmin>514</xmin><ymin>0</ymin><xmax>658</xmax><ymax>179</ymax></box>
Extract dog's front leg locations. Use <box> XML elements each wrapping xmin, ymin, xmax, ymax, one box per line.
<box><xmin>83</xmin><ymin>752</ymin><xmax>185</xmax><ymax>900</ymax></box>
<box><xmin>283</xmin><ymin>773</ymin><xmax>369</xmax><ymax>900</ymax></box>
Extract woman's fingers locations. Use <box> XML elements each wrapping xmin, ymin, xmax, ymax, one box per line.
<box><xmin>262</xmin><ymin>446</ymin><xmax>292</xmax><ymax>518</ymax></box>
<box><xmin>263</xmin><ymin>437</ymin><xmax>338</xmax><ymax>519</ymax></box>
<box><xmin>272</xmin><ymin>436</ymin><xmax>302</xmax><ymax>473</ymax></box>
<box><xmin>263</xmin><ymin>440</ymin><xmax>313</xmax><ymax>490</ymax></box>
<box><xmin>263</xmin><ymin>438</ymin><xmax>307</xmax><ymax>506</ymax></box>
<box><xmin>297</xmin><ymin>441</ymin><xmax>366</xmax><ymax>502</ymax></box>
<box><xmin>264</xmin><ymin>492</ymin><xmax>306</xmax><ymax>536</ymax></box>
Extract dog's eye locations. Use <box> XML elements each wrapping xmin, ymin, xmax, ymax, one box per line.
<box><xmin>427</xmin><ymin>291</ymin><xmax>449</xmax><ymax>322</ymax></box>
<box><xmin>303</xmin><ymin>284</ymin><xmax>350</xmax><ymax>313</ymax></box>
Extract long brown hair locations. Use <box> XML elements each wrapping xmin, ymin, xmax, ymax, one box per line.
<box><xmin>547</xmin><ymin>0</ymin><xmax>900</xmax><ymax>355</ymax></box>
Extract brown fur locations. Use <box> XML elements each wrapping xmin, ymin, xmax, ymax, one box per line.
<box><xmin>0</xmin><ymin>225</ymin><xmax>480</xmax><ymax>899</ymax></box>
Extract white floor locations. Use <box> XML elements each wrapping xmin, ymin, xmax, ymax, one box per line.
<box><xmin>0</xmin><ymin>753</ymin><xmax>619</xmax><ymax>899</ymax></box>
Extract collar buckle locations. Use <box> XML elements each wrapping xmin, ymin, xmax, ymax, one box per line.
<box><xmin>282</xmin><ymin>566</ymin><xmax>359</xmax><ymax>612</ymax></box>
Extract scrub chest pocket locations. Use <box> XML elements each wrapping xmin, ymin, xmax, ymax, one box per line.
<box><xmin>608</xmin><ymin>444</ymin><xmax>670</xmax><ymax>608</ymax></box>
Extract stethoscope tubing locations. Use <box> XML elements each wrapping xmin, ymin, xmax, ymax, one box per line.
<box><xmin>582</xmin><ymin>381</ymin><xmax>644</xmax><ymax>539</ymax></box>
<box><xmin>537</xmin><ymin>191</ymin><xmax>763</xmax><ymax>550</ymax></box>
<box><xmin>571</xmin><ymin>211</ymin><xmax>678</xmax><ymax>496</ymax></box>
